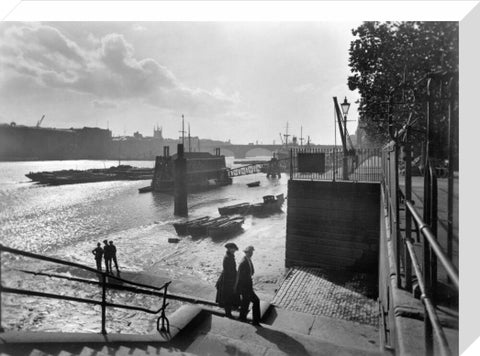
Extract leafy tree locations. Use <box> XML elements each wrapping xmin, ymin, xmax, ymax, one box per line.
<box><xmin>348</xmin><ymin>21</ymin><xmax>458</xmax><ymax>160</ymax></box>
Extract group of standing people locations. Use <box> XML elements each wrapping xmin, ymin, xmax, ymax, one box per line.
<box><xmin>92</xmin><ymin>240</ymin><xmax>120</xmax><ymax>275</ymax></box>
<box><xmin>215</xmin><ymin>243</ymin><xmax>261</xmax><ymax>326</ymax></box>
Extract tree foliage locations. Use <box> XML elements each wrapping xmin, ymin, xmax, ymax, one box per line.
<box><xmin>348</xmin><ymin>22</ymin><xmax>458</xmax><ymax>157</ymax></box>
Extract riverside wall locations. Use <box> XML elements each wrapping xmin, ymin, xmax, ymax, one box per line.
<box><xmin>285</xmin><ymin>180</ymin><xmax>380</xmax><ymax>273</ymax></box>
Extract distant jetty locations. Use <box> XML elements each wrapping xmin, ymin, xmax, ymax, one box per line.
<box><xmin>26</xmin><ymin>165</ymin><xmax>153</xmax><ymax>185</ymax></box>
<box><xmin>151</xmin><ymin>151</ymin><xmax>232</xmax><ymax>193</ymax></box>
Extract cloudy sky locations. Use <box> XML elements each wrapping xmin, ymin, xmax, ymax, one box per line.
<box><xmin>0</xmin><ymin>21</ymin><xmax>361</xmax><ymax>144</ymax></box>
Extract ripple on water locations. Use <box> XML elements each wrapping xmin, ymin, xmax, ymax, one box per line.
<box><xmin>1</xmin><ymin>160</ymin><xmax>288</xmax><ymax>332</ymax></box>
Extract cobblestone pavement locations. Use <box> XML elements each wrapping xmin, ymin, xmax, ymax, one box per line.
<box><xmin>272</xmin><ymin>267</ymin><xmax>379</xmax><ymax>327</ymax></box>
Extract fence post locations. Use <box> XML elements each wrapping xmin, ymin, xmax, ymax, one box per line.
<box><xmin>404</xmin><ymin>137</ymin><xmax>413</xmax><ymax>292</ymax></box>
<box><xmin>430</xmin><ymin>168</ymin><xmax>438</xmax><ymax>305</ymax></box>
<box><xmin>333</xmin><ymin>148</ymin><xmax>336</xmax><ymax>182</ymax></box>
<box><xmin>423</xmin><ymin>77</ymin><xmax>433</xmax><ymax>355</ymax></box>
<box><xmin>289</xmin><ymin>149</ymin><xmax>293</xmax><ymax>178</ymax></box>
<box><xmin>160</xmin><ymin>283</ymin><xmax>170</xmax><ymax>333</ymax></box>
<box><xmin>0</xmin><ymin>249</ymin><xmax>3</xmax><ymax>333</ymax></box>
<box><xmin>392</xmin><ymin>144</ymin><xmax>401</xmax><ymax>288</ymax></box>
<box><xmin>447</xmin><ymin>77</ymin><xmax>456</xmax><ymax>281</ymax></box>
<box><xmin>101</xmin><ymin>273</ymin><xmax>107</xmax><ymax>334</ymax></box>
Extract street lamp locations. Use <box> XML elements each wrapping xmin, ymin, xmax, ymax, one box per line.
<box><xmin>340</xmin><ymin>97</ymin><xmax>351</xmax><ymax>180</ymax></box>
<box><xmin>340</xmin><ymin>97</ymin><xmax>351</xmax><ymax>123</ymax></box>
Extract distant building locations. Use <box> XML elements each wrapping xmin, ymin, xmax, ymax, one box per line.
<box><xmin>0</xmin><ymin>123</ymin><xmax>111</xmax><ymax>160</ymax></box>
<box><xmin>153</xmin><ymin>125</ymin><xmax>163</xmax><ymax>140</ymax></box>
<box><xmin>0</xmin><ymin>121</ymin><xmax>234</xmax><ymax>161</ymax></box>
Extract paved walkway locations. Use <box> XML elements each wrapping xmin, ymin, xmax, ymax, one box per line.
<box><xmin>271</xmin><ymin>267</ymin><xmax>379</xmax><ymax>327</ymax></box>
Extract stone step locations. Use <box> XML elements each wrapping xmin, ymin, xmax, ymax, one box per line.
<box><xmin>28</xmin><ymin>349</ymin><xmax>53</xmax><ymax>356</ymax></box>
<box><xmin>1</xmin><ymin>305</ymin><xmax>203</xmax><ymax>356</ymax></box>
<box><xmin>57</xmin><ymin>351</ymin><xmax>75</xmax><ymax>356</ymax></box>
<box><xmin>172</xmin><ymin>312</ymin><xmax>384</xmax><ymax>356</ymax></box>
<box><xmin>78</xmin><ymin>346</ymin><xmax>109</xmax><ymax>356</ymax></box>
<box><xmin>263</xmin><ymin>306</ymin><xmax>381</xmax><ymax>354</ymax></box>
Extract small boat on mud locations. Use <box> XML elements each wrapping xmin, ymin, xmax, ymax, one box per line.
<box><xmin>218</xmin><ymin>202</ymin><xmax>251</xmax><ymax>216</ymax></box>
<box><xmin>218</xmin><ymin>194</ymin><xmax>285</xmax><ymax>217</ymax></box>
<box><xmin>247</xmin><ymin>181</ymin><xmax>260</xmax><ymax>187</ymax></box>
<box><xmin>173</xmin><ymin>216</ymin><xmax>211</xmax><ymax>236</ymax></box>
<box><xmin>187</xmin><ymin>216</ymin><xmax>231</xmax><ymax>238</ymax></box>
<box><xmin>208</xmin><ymin>217</ymin><xmax>245</xmax><ymax>238</ymax></box>
<box><xmin>138</xmin><ymin>185</ymin><xmax>153</xmax><ymax>193</ymax></box>
<box><xmin>250</xmin><ymin>194</ymin><xmax>285</xmax><ymax>216</ymax></box>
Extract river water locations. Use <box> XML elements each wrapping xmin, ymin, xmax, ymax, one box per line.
<box><xmin>0</xmin><ymin>158</ymin><xmax>288</xmax><ymax>333</ymax></box>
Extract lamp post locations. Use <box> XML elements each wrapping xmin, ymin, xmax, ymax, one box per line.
<box><xmin>340</xmin><ymin>97</ymin><xmax>351</xmax><ymax>180</ymax></box>
<box><xmin>341</xmin><ymin>97</ymin><xmax>351</xmax><ymax>128</ymax></box>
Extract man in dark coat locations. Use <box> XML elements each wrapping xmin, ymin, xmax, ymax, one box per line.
<box><xmin>92</xmin><ymin>242</ymin><xmax>103</xmax><ymax>271</ymax></box>
<box><xmin>109</xmin><ymin>240</ymin><xmax>120</xmax><ymax>275</ymax></box>
<box><xmin>236</xmin><ymin>245</ymin><xmax>261</xmax><ymax>326</ymax></box>
<box><xmin>103</xmin><ymin>240</ymin><xmax>111</xmax><ymax>274</ymax></box>
<box><xmin>216</xmin><ymin>242</ymin><xmax>239</xmax><ymax>318</ymax></box>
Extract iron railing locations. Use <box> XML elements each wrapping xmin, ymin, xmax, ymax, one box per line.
<box><xmin>382</xmin><ymin>142</ymin><xmax>458</xmax><ymax>356</ymax></box>
<box><xmin>227</xmin><ymin>158</ymin><xmax>289</xmax><ymax>178</ymax></box>
<box><xmin>0</xmin><ymin>244</ymin><xmax>171</xmax><ymax>334</ymax></box>
<box><xmin>289</xmin><ymin>147</ymin><xmax>382</xmax><ymax>182</ymax></box>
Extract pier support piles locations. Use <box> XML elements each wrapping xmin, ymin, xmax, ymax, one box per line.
<box><xmin>174</xmin><ymin>144</ymin><xmax>188</xmax><ymax>216</ymax></box>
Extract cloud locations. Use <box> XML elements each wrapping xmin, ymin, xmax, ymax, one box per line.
<box><xmin>92</xmin><ymin>100</ymin><xmax>117</xmax><ymax>109</ymax></box>
<box><xmin>132</xmin><ymin>24</ymin><xmax>147</xmax><ymax>32</ymax></box>
<box><xmin>293</xmin><ymin>83</ymin><xmax>315</xmax><ymax>93</ymax></box>
<box><xmin>0</xmin><ymin>23</ymin><xmax>238</xmax><ymax>116</ymax></box>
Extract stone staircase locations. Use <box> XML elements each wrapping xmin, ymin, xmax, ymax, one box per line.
<box><xmin>170</xmin><ymin>306</ymin><xmax>385</xmax><ymax>356</ymax></box>
<box><xmin>1</xmin><ymin>304</ymin><xmax>386</xmax><ymax>356</ymax></box>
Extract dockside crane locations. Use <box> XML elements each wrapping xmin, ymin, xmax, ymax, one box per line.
<box><xmin>36</xmin><ymin>114</ymin><xmax>45</xmax><ymax>128</ymax></box>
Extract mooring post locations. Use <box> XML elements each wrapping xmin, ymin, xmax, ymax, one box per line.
<box><xmin>0</xmin><ymin>248</ymin><xmax>4</xmax><ymax>333</ymax></box>
<box><xmin>101</xmin><ymin>273</ymin><xmax>107</xmax><ymax>334</ymax></box>
<box><xmin>174</xmin><ymin>144</ymin><xmax>188</xmax><ymax>216</ymax></box>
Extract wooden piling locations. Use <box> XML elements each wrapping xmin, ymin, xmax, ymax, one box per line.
<box><xmin>174</xmin><ymin>144</ymin><xmax>188</xmax><ymax>216</ymax></box>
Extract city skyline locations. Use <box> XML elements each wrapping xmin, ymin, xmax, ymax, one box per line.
<box><xmin>0</xmin><ymin>21</ymin><xmax>361</xmax><ymax>145</ymax></box>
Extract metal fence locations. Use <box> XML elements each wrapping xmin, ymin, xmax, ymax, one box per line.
<box><xmin>382</xmin><ymin>142</ymin><xmax>458</xmax><ymax>356</ymax></box>
<box><xmin>289</xmin><ymin>147</ymin><xmax>382</xmax><ymax>182</ymax></box>
<box><xmin>0</xmin><ymin>244</ymin><xmax>171</xmax><ymax>334</ymax></box>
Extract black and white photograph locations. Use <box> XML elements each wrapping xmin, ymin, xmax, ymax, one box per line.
<box><xmin>0</xmin><ymin>1</ymin><xmax>474</xmax><ymax>355</ymax></box>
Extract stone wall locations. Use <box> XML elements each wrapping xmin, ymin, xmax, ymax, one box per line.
<box><xmin>286</xmin><ymin>180</ymin><xmax>380</xmax><ymax>272</ymax></box>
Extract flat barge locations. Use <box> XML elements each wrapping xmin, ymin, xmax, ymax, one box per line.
<box><xmin>26</xmin><ymin>165</ymin><xmax>154</xmax><ymax>185</ymax></box>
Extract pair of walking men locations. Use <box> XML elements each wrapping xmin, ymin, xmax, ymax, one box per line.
<box><xmin>92</xmin><ymin>240</ymin><xmax>119</xmax><ymax>275</ymax></box>
<box><xmin>216</xmin><ymin>243</ymin><xmax>261</xmax><ymax>326</ymax></box>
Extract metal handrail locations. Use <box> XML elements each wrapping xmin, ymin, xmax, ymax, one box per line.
<box><xmin>405</xmin><ymin>201</ymin><xmax>459</xmax><ymax>289</ymax></box>
<box><xmin>0</xmin><ymin>244</ymin><xmax>171</xmax><ymax>334</ymax></box>
<box><xmin>404</xmin><ymin>238</ymin><xmax>452</xmax><ymax>356</ymax></box>
<box><xmin>382</xmin><ymin>146</ymin><xmax>458</xmax><ymax>356</ymax></box>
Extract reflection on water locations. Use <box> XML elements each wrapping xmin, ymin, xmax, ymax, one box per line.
<box><xmin>0</xmin><ymin>157</ymin><xmax>287</xmax><ymax>333</ymax></box>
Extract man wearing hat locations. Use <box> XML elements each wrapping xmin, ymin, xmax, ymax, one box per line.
<box><xmin>216</xmin><ymin>242</ymin><xmax>239</xmax><ymax>318</ymax></box>
<box><xmin>92</xmin><ymin>242</ymin><xmax>104</xmax><ymax>272</ymax></box>
<box><xmin>236</xmin><ymin>245</ymin><xmax>261</xmax><ymax>326</ymax></box>
<box><xmin>103</xmin><ymin>240</ymin><xmax>112</xmax><ymax>274</ymax></box>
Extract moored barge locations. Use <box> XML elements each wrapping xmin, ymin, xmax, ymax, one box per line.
<box><xmin>26</xmin><ymin>165</ymin><xmax>154</xmax><ymax>185</ymax></box>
